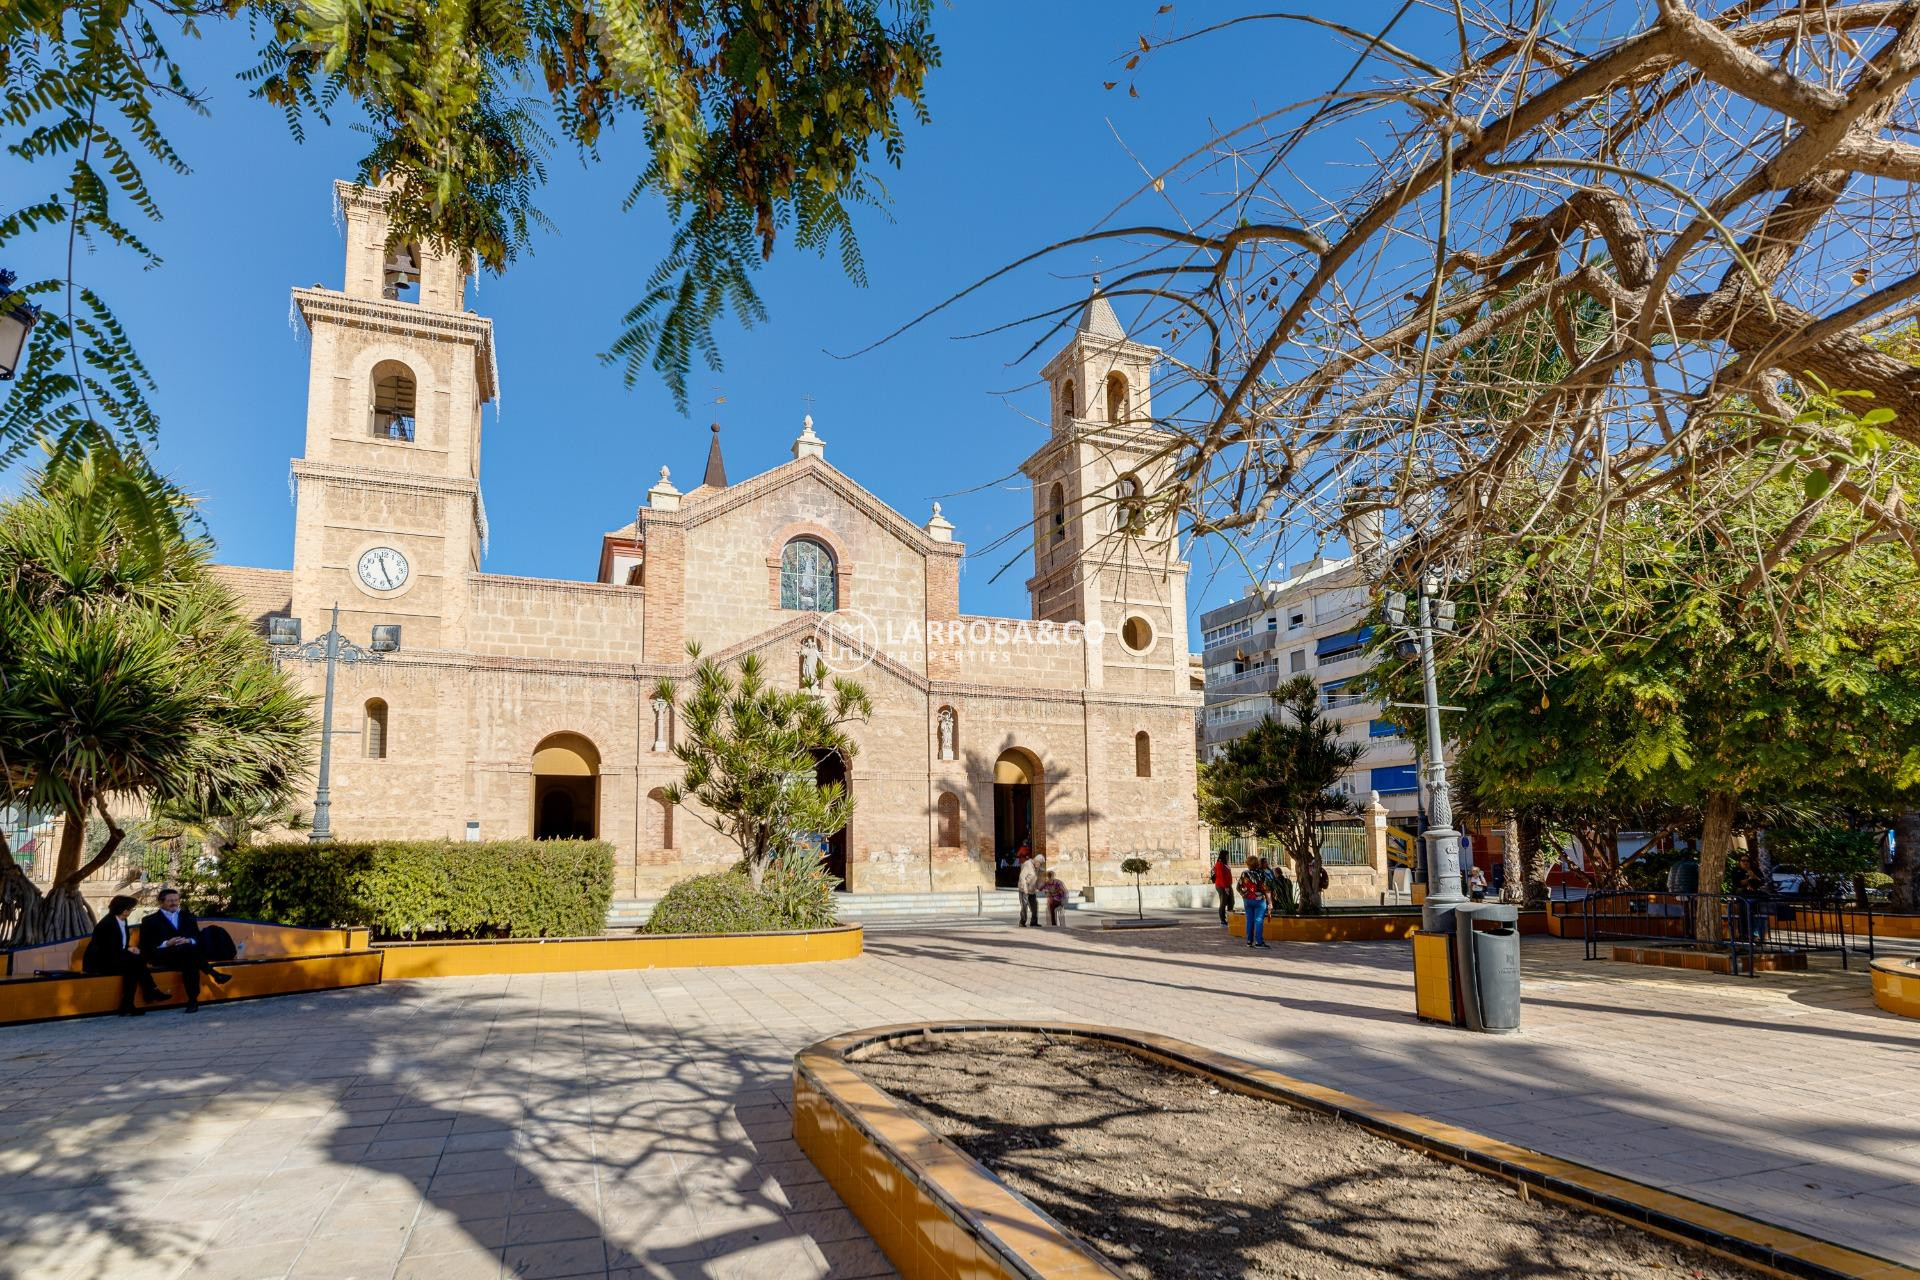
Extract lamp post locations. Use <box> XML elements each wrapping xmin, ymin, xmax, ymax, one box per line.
<box><xmin>0</xmin><ymin>269</ymin><xmax>42</xmax><ymax>381</ymax></box>
<box><xmin>1385</xmin><ymin>569</ymin><xmax>1466</xmax><ymax>932</ymax></box>
<box><xmin>268</xmin><ymin>603</ymin><xmax>401</xmax><ymax>843</ymax></box>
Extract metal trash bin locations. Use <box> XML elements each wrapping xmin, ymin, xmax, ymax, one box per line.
<box><xmin>1451</xmin><ymin>902</ymin><xmax>1521</xmax><ymax>1033</ymax></box>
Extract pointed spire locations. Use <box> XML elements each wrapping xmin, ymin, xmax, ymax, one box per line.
<box><xmin>703</xmin><ymin>423</ymin><xmax>728</xmax><ymax>489</ymax></box>
<box><xmin>1078</xmin><ymin>274</ymin><xmax>1126</xmax><ymax>341</ymax></box>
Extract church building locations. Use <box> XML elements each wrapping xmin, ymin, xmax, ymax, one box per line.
<box><xmin>214</xmin><ymin>182</ymin><xmax>1204</xmax><ymax>897</ymax></box>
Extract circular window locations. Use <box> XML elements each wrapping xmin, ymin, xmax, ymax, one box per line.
<box><xmin>1121</xmin><ymin>615</ymin><xmax>1154</xmax><ymax>652</ymax></box>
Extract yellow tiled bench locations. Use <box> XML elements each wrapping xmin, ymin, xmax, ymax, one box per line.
<box><xmin>1</xmin><ymin>919</ymin><xmax>381</xmax><ymax>1026</ymax></box>
<box><xmin>1872</xmin><ymin>957</ymin><xmax>1920</xmax><ymax>1020</ymax></box>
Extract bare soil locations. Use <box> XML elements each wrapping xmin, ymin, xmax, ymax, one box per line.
<box><xmin>854</xmin><ymin>1035</ymin><xmax>1760</xmax><ymax>1280</ymax></box>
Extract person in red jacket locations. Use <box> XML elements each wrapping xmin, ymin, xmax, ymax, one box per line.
<box><xmin>1211</xmin><ymin>851</ymin><xmax>1234</xmax><ymax>928</ymax></box>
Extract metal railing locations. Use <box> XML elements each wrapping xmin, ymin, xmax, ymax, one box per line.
<box><xmin>1576</xmin><ymin>890</ymin><xmax>1874</xmax><ymax>975</ymax></box>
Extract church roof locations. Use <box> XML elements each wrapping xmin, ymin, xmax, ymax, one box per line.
<box><xmin>1079</xmin><ymin>278</ymin><xmax>1126</xmax><ymax>341</ymax></box>
<box><xmin>702</xmin><ymin>423</ymin><xmax>728</xmax><ymax>489</ymax></box>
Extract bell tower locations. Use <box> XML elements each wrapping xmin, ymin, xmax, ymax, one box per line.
<box><xmin>1020</xmin><ymin>281</ymin><xmax>1187</xmax><ymax>695</ymax></box>
<box><xmin>287</xmin><ymin>181</ymin><xmax>499</xmax><ymax>650</ymax></box>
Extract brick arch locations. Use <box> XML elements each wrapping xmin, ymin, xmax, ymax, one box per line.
<box><xmin>766</xmin><ymin>521</ymin><xmax>856</xmax><ymax>611</ymax></box>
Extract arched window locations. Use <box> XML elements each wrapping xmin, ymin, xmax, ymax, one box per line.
<box><xmin>649</xmin><ymin>787</ymin><xmax>674</xmax><ymax>850</ymax></box>
<box><xmin>1134</xmin><ymin>731</ymin><xmax>1151</xmax><ymax>778</ymax></box>
<box><xmin>780</xmin><ymin>537</ymin><xmax>837</xmax><ymax>611</ymax></box>
<box><xmin>937</xmin><ymin>792</ymin><xmax>961</xmax><ymax>848</ymax></box>
<box><xmin>365</xmin><ymin>698</ymin><xmax>389</xmax><ymax>759</ymax></box>
<box><xmin>1106</xmin><ymin>372</ymin><xmax>1129</xmax><ymax>423</ymax></box>
<box><xmin>1048</xmin><ymin>483</ymin><xmax>1066</xmax><ymax>545</ymax></box>
<box><xmin>1059</xmin><ymin>378</ymin><xmax>1076</xmax><ymax>425</ymax></box>
<box><xmin>370</xmin><ymin>361</ymin><xmax>417</xmax><ymax>441</ymax></box>
<box><xmin>1115</xmin><ymin>473</ymin><xmax>1145</xmax><ymax>533</ymax></box>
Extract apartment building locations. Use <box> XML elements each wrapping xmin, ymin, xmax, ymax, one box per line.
<box><xmin>1197</xmin><ymin>554</ymin><xmax>1424</xmax><ymax>829</ymax></box>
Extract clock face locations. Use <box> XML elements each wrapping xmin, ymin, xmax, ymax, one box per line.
<box><xmin>356</xmin><ymin>546</ymin><xmax>410</xmax><ymax>592</ymax></box>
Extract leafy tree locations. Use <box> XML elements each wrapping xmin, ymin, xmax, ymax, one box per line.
<box><xmin>652</xmin><ymin>644</ymin><xmax>871</xmax><ymax>892</ymax></box>
<box><xmin>0</xmin><ymin>444</ymin><xmax>315</xmax><ymax>944</ymax></box>
<box><xmin>1197</xmin><ymin>674</ymin><xmax>1362</xmax><ymax>915</ymax></box>
<box><xmin>1370</xmin><ymin>466</ymin><xmax>1920</xmax><ymax>938</ymax></box>
<box><xmin>2</xmin><ymin>0</ymin><xmax>941</xmax><ymax>492</ymax></box>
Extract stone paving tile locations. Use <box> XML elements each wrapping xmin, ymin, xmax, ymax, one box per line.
<box><xmin>3</xmin><ymin>925</ymin><xmax>1917</xmax><ymax>1278</ymax></box>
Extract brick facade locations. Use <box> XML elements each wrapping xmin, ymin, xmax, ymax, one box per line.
<box><xmin>222</xmin><ymin>185</ymin><xmax>1203</xmax><ymax>899</ymax></box>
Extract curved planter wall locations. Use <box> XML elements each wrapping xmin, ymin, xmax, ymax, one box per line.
<box><xmin>795</xmin><ymin>1022</ymin><xmax>1919</xmax><ymax>1280</ymax></box>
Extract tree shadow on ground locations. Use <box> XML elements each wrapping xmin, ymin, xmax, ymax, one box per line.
<box><xmin>0</xmin><ymin>979</ymin><xmax>845</xmax><ymax>1280</ymax></box>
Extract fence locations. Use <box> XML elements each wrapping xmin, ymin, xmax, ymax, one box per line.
<box><xmin>1578</xmin><ymin>891</ymin><xmax>1874</xmax><ymax>975</ymax></box>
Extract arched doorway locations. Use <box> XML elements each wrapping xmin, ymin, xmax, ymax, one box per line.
<box><xmin>993</xmin><ymin>748</ymin><xmax>1041</xmax><ymax>888</ymax></box>
<box><xmin>814</xmin><ymin>749</ymin><xmax>850</xmax><ymax>890</ymax></box>
<box><xmin>531</xmin><ymin>733</ymin><xmax>599</xmax><ymax>840</ymax></box>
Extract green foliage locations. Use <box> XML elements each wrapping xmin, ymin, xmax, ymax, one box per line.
<box><xmin>0</xmin><ymin>448</ymin><xmax>315</xmax><ymax>941</ymax></box>
<box><xmin>1119</xmin><ymin>857</ymin><xmax>1151</xmax><ymax>876</ymax></box>
<box><xmin>1768</xmin><ymin>827</ymin><xmax>1884</xmax><ymax>880</ymax></box>
<box><xmin>220</xmin><ymin>839</ymin><xmax>613</xmax><ymax>940</ymax></box>
<box><xmin>645</xmin><ymin>854</ymin><xmax>838</xmax><ymax>935</ymax></box>
<box><xmin>1199</xmin><ymin>674</ymin><xmax>1362</xmax><ymax>914</ymax></box>
<box><xmin>3</xmin><ymin>0</ymin><xmax>941</xmax><ymax>486</ymax></box>
<box><xmin>654</xmin><ymin>644</ymin><xmax>871</xmax><ymax>891</ymax></box>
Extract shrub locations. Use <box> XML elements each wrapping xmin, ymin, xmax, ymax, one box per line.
<box><xmin>646</xmin><ymin>852</ymin><xmax>838</xmax><ymax>935</ymax></box>
<box><xmin>220</xmin><ymin>839</ymin><xmax>613</xmax><ymax>939</ymax></box>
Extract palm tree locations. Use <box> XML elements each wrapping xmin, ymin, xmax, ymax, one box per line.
<box><xmin>0</xmin><ymin>444</ymin><xmax>315</xmax><ymax>944</ymax></box>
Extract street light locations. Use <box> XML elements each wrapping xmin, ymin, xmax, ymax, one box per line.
<box><xmin>268</xmin><ymin>603</ymin><xmax>402</xmax><ymax>842</ymax></box>
<box><xmin>0</xmin><ymin>269</ymin><xmax>42</xmax><ymax>381</ymax></box>
<box><xmin>1385</xmin><ymin>569</ymin><xmax>1467</xmax><ymax>933</ymax></box>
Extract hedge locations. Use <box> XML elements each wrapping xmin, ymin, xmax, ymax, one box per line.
<box><xmin>646</xmin><ymin>855</ymin><xmax>838</xmax><ymax>935</ymax></box>
<box><xmin>220</xmin><ymin>839</ymin><xmax>614</xmax><ymax>940</ymax></box>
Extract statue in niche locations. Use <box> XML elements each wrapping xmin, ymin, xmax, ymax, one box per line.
<box><xmin>937</xmin><ymin>707</ymin><xmax>956</xmax><ymax>761</ymax></box>
<box><xmin>800</xmin><ymin>637</ymin><xmax>822</xmax><ymax>688</ymax></box>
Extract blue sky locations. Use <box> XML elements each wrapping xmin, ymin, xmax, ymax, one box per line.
<box><xmin>2</xmin><ymin>2</ymin><xmax>1414</xmax><ymax>635</ymax></box>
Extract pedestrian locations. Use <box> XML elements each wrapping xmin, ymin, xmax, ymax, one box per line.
<box><xmin>1237</xmin><ymin>856</ymin><xmax>1272</xmax><ymax>950</ymax></box>
<box><xmin>82</xmin><ymin>895</ymin><xmax>171</xmax><ymax>1016</ymax></box>
<box><xmin>1468</xmin><ymin>865</ymin><xmax>1488</xmax><ymax>901</ymax></box>
<box><xmin>1211</xmin><ymin>850</ymin><xmax>1234</xmax><ymax>927</ymax></box>
<box><xmin>1017</xmin><ymin>853</ymin><xmax>1044</xmax><ymax>928</ymax></box>
<box><xmin>1042</xmin><ymin>866</ymin><xmax>1068</xmax><ymax>926</ymax></box>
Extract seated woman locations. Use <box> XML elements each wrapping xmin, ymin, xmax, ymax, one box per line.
<box><xmin>82</xmin><ymin>895</ymin><xmax>171</xmax><ymax>1015</ymax></box>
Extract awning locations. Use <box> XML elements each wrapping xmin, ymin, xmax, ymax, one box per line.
<box><xmin>1315</xmin><ymin>625</ymin><xmax>1373</xmax><ymax>656</ymax></box>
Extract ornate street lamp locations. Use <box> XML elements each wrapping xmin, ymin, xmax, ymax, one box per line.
<box><xmin>268</xmin><ymin>603</ymin><xmax>402</xmax><ymax>842</ymax></box>
<box><xmin>0</xmin><ymin>270</ymin><xmax>42</xmax><ymax>381</ymax></box>
<box><xmin>1384</xmin><ymin>569</ymin><xmax>1466</xmax><ymax>932</ymax></box>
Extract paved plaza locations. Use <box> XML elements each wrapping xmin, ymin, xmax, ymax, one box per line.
<box><xmin>2</xmin><ymin>922</ymin><xmax>1916</xmax><ymax>1280</ymax></box>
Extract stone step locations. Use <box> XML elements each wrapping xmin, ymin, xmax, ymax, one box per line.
<box><xmin>605</xmin><ymin>888</ymin><xmax>1084</xmax><ymax>928</ymax></box>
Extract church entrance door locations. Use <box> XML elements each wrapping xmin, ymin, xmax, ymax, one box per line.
<box><xmin>992</xmin><ymin>749</ymin><xmax>1040</xmax><ymax>889</ymax></box>
<box><xmin>531</xmin><ymin>733</ymin><xmax>600</xmax><ymax>840</ymax></box>
<box><xmin>814</xmin><ymin>749</ymin><xmax>850</xmax><ymax>891</ymax></box>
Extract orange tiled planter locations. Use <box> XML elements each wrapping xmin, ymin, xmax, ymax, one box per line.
<box><xmin>795</xmin><ymin>1023</ymin><xmax>1920</xmax><ymax>1280</ymax></box>
<box><xmin>1228</xmin><ymin>909</ymin><xmax>1546</xmax><ymax>942</ymax></box>
<box><xmin>377</xmin><ymin>924</ymin><xmax>862</xmax><ymax>978</ymax></box>
<box><xmin>1872</xmin><ymin>957</ymin><xmax>1920</xmax><ymax>1020</ymax></box>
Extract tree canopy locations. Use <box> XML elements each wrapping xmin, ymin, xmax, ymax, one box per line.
<box><xmin>652</xmin><ymin>644</ymin><xmax>872</xmax><ymax>891</ymax></box>
<box><xmin>0</xmin><ymin>443</ymin><xmax>314</xmax><ymax>943</ymax></box>
<box><xmin>1198</xmin><ymin>673</ymin><xmax>1362</xmax><ymax>915</ymax></box>
<box><xmin>2</xmin><ymin>0</ymin><xmax>940</xmax><ymax>486</ymax></box>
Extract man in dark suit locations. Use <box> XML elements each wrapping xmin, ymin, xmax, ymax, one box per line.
<box><xmin>82</xmin><ymin>894</ymin><xmax>171</xmax><ymax>1015</ymax></box>
<box><xmin>138</xmin><ymin>887</ymin><xmax>231</xmax><ymax>1012</ymax></box>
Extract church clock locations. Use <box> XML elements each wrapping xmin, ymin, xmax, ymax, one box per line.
<box><xmin>356</xmin><ymin>546</ymin><xmax>410</xmax><ymax>593</ymax></box>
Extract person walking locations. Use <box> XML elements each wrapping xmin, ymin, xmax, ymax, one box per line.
<box><xmin>1211</xmin><ymin>851</ymin><xmax>1234</xmax><ymax>928</ymax></box>
<box><xmin>1017</xmin><ymin>854</ymin><xmax>1044</xmax><ymax>928</ymax></box>
<box><xmin>1237</xmin><ymin>856</ymin><xmax>1272</xmax><ymax>950</ymax></box>
<box><xmin>1042</xmin><ymin>866</ymin><xmax>1068</xmax><ymax>927</ymax></box>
